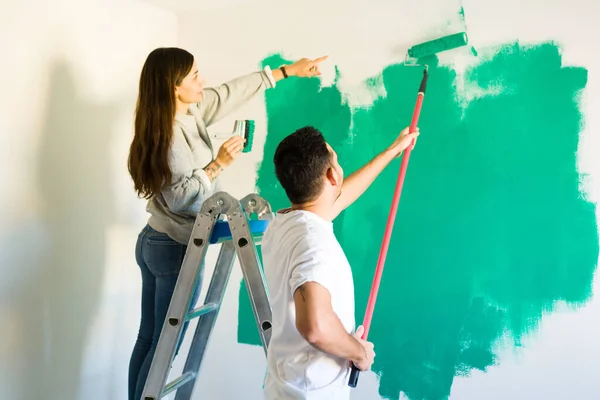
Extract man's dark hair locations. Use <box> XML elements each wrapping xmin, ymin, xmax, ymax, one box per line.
<box><xmin>273</xmin><ymin>126</ymin><xmax>332</xmax><ymax>204</ymax></box>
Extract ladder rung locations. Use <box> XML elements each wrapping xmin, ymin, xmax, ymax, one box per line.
<box><xmin>161</xmin><ymin>372</ymin><xmax>196</xmax><ymax>397</ymax></box>
<box><xmin>185</xmin><ymin>302</ymin><xmax>218</xmax><ymax>321</ymax></box>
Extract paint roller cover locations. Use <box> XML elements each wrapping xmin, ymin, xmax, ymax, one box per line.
<box><xmin>407</xmin><ymin>32</ymin><xmax>469</xmax><ymax>59</ymax></box>
<box><xmin>242</xmin><ymin>119</ymin><xmax>255</xmax><ymax>153</ymax></box>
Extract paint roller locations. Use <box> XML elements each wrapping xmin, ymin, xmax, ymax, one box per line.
<box><xmin>348</xmin><ymin>31</ymin><xmax>469</xmax><ymax>388</ymax></box>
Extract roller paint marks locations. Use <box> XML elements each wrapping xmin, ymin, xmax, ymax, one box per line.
<box><xmin>458</xmin><ymin>5</ymin><xmax>478</xmax><ymax>56</ymax></box>
<box><xmin>238</xmin><ymin>43</ymin><xmax>598</xmax><ymax>399</ymax></box>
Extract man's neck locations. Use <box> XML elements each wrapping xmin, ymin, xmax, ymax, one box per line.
<box><xmin>290</xmin><ymin>199</ymin><xmax>335</xmax><ymax>222</ymax></box>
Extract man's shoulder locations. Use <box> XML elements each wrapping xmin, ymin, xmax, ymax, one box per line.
<box><xmin>267</xmin><ymin>211</ymin><xmax>331</xmax><ymax>244</ymax></box>
<box><xmin>265</xmin><ymin>210</ymin><xmax>309</xmax><ymax>236</ymax></box>
<box><xmin>263</xmin><ymin>211</ymin><xmax>333</xmax><ymax>261</ymax></box>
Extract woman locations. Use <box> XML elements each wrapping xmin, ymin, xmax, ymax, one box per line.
<box><xmin>126</xmin><ymin>47</ymin><xmax>326</xmax><ymax>399</ymax></box>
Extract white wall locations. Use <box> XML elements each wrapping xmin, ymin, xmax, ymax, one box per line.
<box><xmin>174</xmin><ymin>0</ymin><xmax>600</xmax><ymax>399</ymax></box>
<box><xmin>0</xmin><ymin>0</ymin><xmax>177</xmax><ymax>399</ymax></box>
<box><xmin>1</xmin><ymin>0</ymin><xmax>599</xmax><ymax>399</ymax></box>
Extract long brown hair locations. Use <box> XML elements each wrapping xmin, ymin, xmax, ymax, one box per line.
<box><xmin>128</xmin><ymin>47</ymin><xmax>194</xmax><ymax>199</ymax></box>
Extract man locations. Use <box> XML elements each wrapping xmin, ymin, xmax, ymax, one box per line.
<box><xmin>261</xmin><ymin>125</ymin><xmax>419</xmax><ymax>399</ymax></box>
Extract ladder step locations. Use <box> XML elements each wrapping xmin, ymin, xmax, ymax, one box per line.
<box><xmin>161</xmin><ymin>372</ymin><xmax>196</xmax><ymax>397</ymax></box>
<box><xmin>209</xmin><ymin>219</ymin><xmax>269</xmax><ymax>244</ymax></box>
<box><xmin>185</xmin><ymin>302</ymin><xmax>219</xmax><ymax>321</ymax></box>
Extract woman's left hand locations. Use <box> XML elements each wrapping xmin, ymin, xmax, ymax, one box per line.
<box><xmin>286</xmin><ymin>56</ymin><xmax>328</xmax><ymax>78</ymax></box>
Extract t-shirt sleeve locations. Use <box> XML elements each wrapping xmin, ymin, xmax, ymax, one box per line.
<box><xmin>288</xmin><ymin>238</ymin><xmax>336</xmax><ymax>297</ymax></box>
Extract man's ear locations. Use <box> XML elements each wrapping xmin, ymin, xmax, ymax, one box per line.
<box><xmin>326</xmin><ymin>166</ymin><xmax>341</xmax><ymax>187</ymax></box>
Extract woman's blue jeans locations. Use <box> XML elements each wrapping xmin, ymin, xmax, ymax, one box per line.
<box><xmin>128</xmin><ymin>224</ymin><xmax>203</xmax><ymax>400</ymax></box>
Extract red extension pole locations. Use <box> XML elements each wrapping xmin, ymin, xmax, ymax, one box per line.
<box><xmin>348</xmin><ymin>67</ymin><xmax>429</xmax><ymax>388</ymax></box>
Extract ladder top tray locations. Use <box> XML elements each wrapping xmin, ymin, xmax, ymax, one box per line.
<box><xmin>209</xmin><ymin>219</ymin><xmax>270</xmax><ymax>244</ymax></box>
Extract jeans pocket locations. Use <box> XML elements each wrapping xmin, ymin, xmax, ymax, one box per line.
<box><xmin>144</xmin><ymin>234</ymin><xmax>186</xmax><ymax>277</ymax></box>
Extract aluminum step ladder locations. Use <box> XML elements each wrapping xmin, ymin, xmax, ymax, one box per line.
<box><xmin>141</xmin><ymin>191</ymin><xmax>274</xmax><ymax>400</ymax></box>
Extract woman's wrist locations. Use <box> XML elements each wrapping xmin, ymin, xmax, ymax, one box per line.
<box><xmin>204</xmin><ymin>159</ymin><xmax>224</xmax><ymax>183</ymax></box>
<box><xmin>272</xmin><ymin>64</ymin><xmax>294</xmax><ymax>82</ymax></box>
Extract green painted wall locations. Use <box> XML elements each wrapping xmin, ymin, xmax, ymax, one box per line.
<box><xmin>237</xmin><ymin>41</ymin><xmax>599</xmax><ymax>399</ymax></box>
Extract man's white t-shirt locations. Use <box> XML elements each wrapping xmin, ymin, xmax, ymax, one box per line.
<box><xmin>261</xmin><ymin>209</ymin><xmax>355</xmax><ymax>400</ymax></box>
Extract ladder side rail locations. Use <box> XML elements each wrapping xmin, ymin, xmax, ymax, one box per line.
<box><xmin>230</xmin><ymin>194</ymin><xmax>274</xmax><ymax>353</ymax></box>
<box><xmin>173</xmin><ymin>241</ymin><xmax>237</xmax><ymax>400</ymax></box>
<box><xmin>141</xmin><ymin>195</ymin><xmax>221</xmax><ymax>400</ymax></box>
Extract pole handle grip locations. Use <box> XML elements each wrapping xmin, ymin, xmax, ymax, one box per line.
<box><xmin>348</xmin><ymin>364</ymin><xmax>360</xmax><ymax>388</ymax></box>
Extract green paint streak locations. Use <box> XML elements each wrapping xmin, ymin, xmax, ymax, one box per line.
<box><xmin>458</xmin><ymin>6</ymin><xmax>478</xmax><ymax>58</ymax></box>
<box><xmin>237</xmin><ymin>57</ymin><xmax>352</xmax><ymax>345</ymax></box>
<box><xmin>237</xmin><ymin>42</ymin><xmax>598</xmax><ymax>399</ymax></box>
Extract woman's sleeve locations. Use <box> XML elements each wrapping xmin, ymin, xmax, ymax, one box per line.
<box><xmin>161</xmin><ymin>126</ymin><xmax>216</xmax><ymax>216</ymax></box>
<box><xmin>193</xmin><ymin>66</ymin><xmax>277</xmax><ymax>127</ymax></box>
